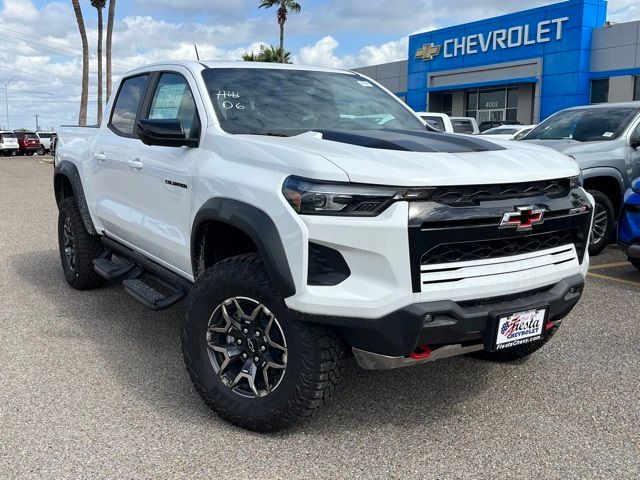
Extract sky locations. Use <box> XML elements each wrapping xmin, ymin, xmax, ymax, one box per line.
<box><xmin>0</xmin><ymin>0</ymin><xmax>638</xmax><ymax>130</ymax></box>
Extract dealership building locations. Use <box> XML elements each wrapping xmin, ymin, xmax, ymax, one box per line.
<box><xmin>354</xmin><ymin>0</ymin><xmax>640</xmax><ymax>124</ymax></box>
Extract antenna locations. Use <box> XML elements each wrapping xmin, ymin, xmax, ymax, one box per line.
<box><xmin>194</xmin><ymin>45</ymin><xmax>201</xmax><ymax>61</ymax></box>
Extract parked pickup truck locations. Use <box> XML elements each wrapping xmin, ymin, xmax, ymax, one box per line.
<box><xmin>55</xmin><ymin>61</ymin><xmax>593</xmax><ymax>432</ymax></box>
<box><xmin>523</xmin><ymin>102</ymin><xmax>640</xmax><ymax>255</ymax></box>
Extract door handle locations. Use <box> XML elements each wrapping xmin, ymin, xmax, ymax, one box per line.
<box><xmin>127</xmin><ymin>158</ymin><xmax>144</xmax><ymax>170</ymax></box>
<box><xmin>94</xmin><ymin>152</ymin><xmax>107</xmax><ymax>161</ymax></box>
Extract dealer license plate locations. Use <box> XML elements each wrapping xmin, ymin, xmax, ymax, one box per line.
<box><xmin>494</xmin><ymin>308</ymin><xmax>546</xmax><ymax>350</ymax></box>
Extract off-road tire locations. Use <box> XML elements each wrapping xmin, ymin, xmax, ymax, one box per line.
<box><xmin>588</xmin><ymin>190</ymin><xmax>615</xmax><ymax>256</ymax></box>
<box><xmin>57</xmin><ymin>197</ymin><xmax>106</xmax><ymax>290</ymax></box>
<box><xmin>471</xmin><ymin>325</ymin><xmax>560</xmax><ymax>362</ymax></box>
<box><xmin>182</xmin><ymin>253</ymin><xmax>347</xmax><ymax>432</ymax></box>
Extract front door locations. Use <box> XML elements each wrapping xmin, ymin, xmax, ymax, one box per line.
<box><xmin>125</xmin><ymin>70</ymin><xmax>205</xmax><ymax>277</ymax></box>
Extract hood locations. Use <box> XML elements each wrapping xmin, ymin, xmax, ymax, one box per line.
<box><xmin>524</xmin><ymin>138</ymin><xmax>624</xmax><ymax>156</ymax></box>
<box><xmin>246</xmin><ymin>130</ymin><xmax>580</xmax><ymax>186</ymax></box>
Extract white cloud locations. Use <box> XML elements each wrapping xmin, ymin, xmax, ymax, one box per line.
<box><xmin>298</xmin><ymin>36</ymin><xmax>352</xmax><ymax>69</ymax></box>
<box><xmin>297</xmin><ymin>36</ymin><xmax>412</xmax><ymax>69</ymax></box>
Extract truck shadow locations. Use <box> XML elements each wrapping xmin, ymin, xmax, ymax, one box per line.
<box><xmin>12</xmin><ymin>249</ymin><xmax>501</xmax><ymax>434</ymax></box>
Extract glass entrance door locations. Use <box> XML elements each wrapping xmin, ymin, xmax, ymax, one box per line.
<box><xmin>477</xmin><ymin>109</ymin><xmax>505</xmax><ymax>124</ymax></box>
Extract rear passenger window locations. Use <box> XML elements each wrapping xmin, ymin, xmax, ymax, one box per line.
<box><xmin>146</xmin><ymin>73</ymin><xmax>199</xmax><ymax>139</ymax></box>
<box><xmin>110</xmin><ymin>74</ymin><xmax>149</xmax><ymax>135</ymax></box>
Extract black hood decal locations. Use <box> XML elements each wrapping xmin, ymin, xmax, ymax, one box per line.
<box><xmin>313</xmin><ymin>129</ymin><xmax>506</xmax><ymax>153</ymax></box>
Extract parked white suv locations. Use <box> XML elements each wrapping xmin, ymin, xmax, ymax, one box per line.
<box><xmin>54</xmin><ymin>61</ymin><xmax>593</xmax><ymax>432</ymax></box>
<box><xmin>0</xmin><ymin>131</ymin><xmax>19</xmax><ymax>156</ymax></box>
<box><xmin>36</xmin><ymin>131</ymin><xmax>57</xmax><ymax>155</ymax></box>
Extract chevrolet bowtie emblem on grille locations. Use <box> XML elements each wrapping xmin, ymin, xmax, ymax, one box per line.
<box><xmin>415</xmin><ymin>43</ymin><xmax>442</xmax><ymax>61</ymax></box>
<box><xmin>500</xmin><ymin>206</ymin><xmax>545</xmax><ymax>231</ymax></box>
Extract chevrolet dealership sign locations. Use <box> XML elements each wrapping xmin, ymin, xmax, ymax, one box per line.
<box><xmin>415</xmin><ymin>17</ymin><xmax>569</xmax><ymax>61</ymax></box>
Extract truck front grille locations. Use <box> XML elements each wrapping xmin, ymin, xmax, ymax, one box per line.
<box><xmin>421</xmin><ymin>230</ymin><xmax>574</xmax><ymax>265</ymax></box>
<box><xmin>408</xmin><ymin>186</ymin><xmax>592</xmax><ymax>293</ymax></box>
<box><xmin>430</xmin><ymin>179</ymin><xmax>570</xmax><ymax>207</ymax></box>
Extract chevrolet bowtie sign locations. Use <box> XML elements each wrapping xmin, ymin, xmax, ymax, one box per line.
<box><xmin>415</xmin><ymin>16</ymin><xmax>569</xmax><ymax>61</ymax></box>
<box><xmin>415</xmin><ymin>43</ymin><xmax>441</xmax><ymax>61</ymax></box>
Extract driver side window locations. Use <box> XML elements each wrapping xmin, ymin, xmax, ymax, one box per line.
<box><xmin>631</xmin><ymin>123</ymin><xmax>640</xmax><ymax>144</ymax></box>
<box><xmin>146</xmin><ymin>73</ymin><xmax>200</xmax><ymax>139</ymax></box>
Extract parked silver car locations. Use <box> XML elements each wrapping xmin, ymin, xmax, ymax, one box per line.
<box><xmin>524</xmin><ymin>102</ymin><xmax>640</xmax><ymax>255</ymax></box>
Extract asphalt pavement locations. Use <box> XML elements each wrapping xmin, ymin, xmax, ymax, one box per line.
<box><xmin>1</xmin><ymin>156</ymin><xmax>639</xmax><ymax>479</ymax></box>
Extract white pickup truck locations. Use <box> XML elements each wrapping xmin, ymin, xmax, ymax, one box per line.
<box><xmin>55</xmin><ymin>61</ymin><xmax>593</xmax><ymax>432</ymax></box>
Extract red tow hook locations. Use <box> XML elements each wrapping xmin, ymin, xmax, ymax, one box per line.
<box><xmin>409</xmin><ymin>345</ymin><xmax>432</xmax><ymax>360</ymax></box>
<box><xmin>546</xmin><ymin>321</ymin><xmax>555</xmax><ymax>331</ymax></box>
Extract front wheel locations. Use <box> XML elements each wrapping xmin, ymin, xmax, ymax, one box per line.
<box><xmin>182</xmin><ymin>253</ymin><xmax>346</xmax><ymax>432</ymax></box>
<box><xmin>588</xmin><ymin>190</ymin><xmax>615</xmax><ymax>256</ymax></box>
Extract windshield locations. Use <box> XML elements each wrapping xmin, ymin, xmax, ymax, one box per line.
<box><xmin>525</xmin><ymin>107</ymin><xmax>638</xmax><ymax>142</ymax></box>
<box><xmin>201</xmin><ymin>68</ymin><xmax>424</xmax><ymax>135</ymax></box>
<box><xmin>452</xmin><ymin>120</ymin><xmax>474</xmax><ymax>134</ymax></box>
<box><xmin>482</xmin><ymin>127</ymin><xmax>518</xmax><ymax>135</ymax></box>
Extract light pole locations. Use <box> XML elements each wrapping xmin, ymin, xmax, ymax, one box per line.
<box><xmin>3</xmin><ymin>75</ymin><xmax>16</xmax><ymax>130</ymax></box>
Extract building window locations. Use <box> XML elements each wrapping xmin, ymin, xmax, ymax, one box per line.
<box><xmin>465</xmin><ymin>91</ymin><xmax>478</xmax><ymax>119</ymax></box>
<box><xmin>590</xmin><ymin>79</ymin><xmax>609</xmax><ymax>104</ymax></box>
<box><xmin>442</xmin><ymin>94</ymin><xmax>453</xmax><ymax>116</ymax></box>
<box><xmin>634</xmin><ymin>76</ymin><xmax>640</xmax><ymax>101</ymax></box>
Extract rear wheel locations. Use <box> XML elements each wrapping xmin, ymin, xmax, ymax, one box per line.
<box><xmin>182</xmin><ymin>253</ymin><xmax>346</xmax><ymax>432</ymax></box>
<box><xmin>588</xmin><ymin>190</ymin><xmax>615</xmax><ymax>256</ymax></box>
<box><xmin>37</xmin><ymin>147</ymin><xmax>46</xmax><ymax>155</ymax></box>
<box><xmin>57</xmin><ymin>197</ymin><xmax>106</xmax><ymax>290</ymax></box>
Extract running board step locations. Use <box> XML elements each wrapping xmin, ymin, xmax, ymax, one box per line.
<box><xmin>93</xmin><ymin>255</ymin><xmax>136</xmax><ymax>280</ymax></box>
<box><xmin>122</xmin><ymin>277</ymin><xmax>185</xmax><ymax>311</ymax></box>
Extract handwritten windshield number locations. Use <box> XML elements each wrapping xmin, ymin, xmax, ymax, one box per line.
<box><xmin>217</xmin><ymin>91</ymin><xmax>240</xmax><ymax>99</ymax></box>
<box><xmin>222</xmin><ymin>101</ymin><xmax>245</xmax><ymax>110</ymax></box>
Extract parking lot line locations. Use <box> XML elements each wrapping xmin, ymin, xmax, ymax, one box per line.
<box><xmin>589</xmin><ymin>261</ymin><xmax>631</xmax><ymax>271</ymax></box>
<box><xmin>587</xmin><ymin>271</ymin><xmax>640</xmax><ymax>288</ymax></box>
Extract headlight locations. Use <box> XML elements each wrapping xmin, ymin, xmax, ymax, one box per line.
<box><xmin>569</xmin><ymin>173</ymin><xmax>583</xmax><ymax>189</ymax></box>
<box><xmin>282</xmin><ymin>176</ymin><xmax>434</xmax><ymax>216</ymax></box>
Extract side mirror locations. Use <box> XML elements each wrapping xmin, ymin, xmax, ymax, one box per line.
<box><xmin>631</xmin><ymin>138</ymin><xmax>640</xmax><ymax>150</ymax></box>
<box><xmin>136</xmin><ymin>119</ymin><xmax>198</xmax><ymax>148</ymax></box>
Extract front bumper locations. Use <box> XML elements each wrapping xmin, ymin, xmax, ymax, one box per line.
<box><xmin>294</xmin><ymin>273</ymin><xmax>584</xmax><ymax>361</ymax></box>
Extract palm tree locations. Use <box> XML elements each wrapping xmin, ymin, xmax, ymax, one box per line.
<box><xmin>258</xmin><ymin>0</ymin><xmax>301</xmax><ymax>63</ymax></box>
<box><xmin>106</xmin><ymin>0</ymin><xmax>117</xmax><ymax>100</ymax></box>
<box><xmin>71</xmin><ymin>0</ymin><xmax>89</xmax><ymax>125</ymax></box>
<box><xmin>242</xmin><ymin>45</ymin><xmax>292</xmax><ymax>63</ymax></box>
<box><xmin>241</xmin><ymin>51</ymin><xmax>258</xmax><ymax>61</ymax></box>
<box><xmin>91</xmin><ymin>0</ymin><xmax>107</xmax><ymax>125</ymax></box>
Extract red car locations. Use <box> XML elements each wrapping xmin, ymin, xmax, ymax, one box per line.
<box><xmin>14</xmin><ymin>131</ymin><xmax>42</xmax><ymax>156</ymax></box>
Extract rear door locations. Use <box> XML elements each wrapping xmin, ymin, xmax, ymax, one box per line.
<box><xmin>125</xmin><ymin>69</ymin><xmax>205</xmax><ymax>276</ymax></box>
<box><xmin>92</xmin><ymin>73</ymin><xmax>150</xmax><ymax>241</ymax></box>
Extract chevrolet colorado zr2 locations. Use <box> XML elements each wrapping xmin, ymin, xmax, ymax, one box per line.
<box><xmin>54</xmin><ymin>61</ymin><xmax>593</xmax><ymax>431</ymax></box>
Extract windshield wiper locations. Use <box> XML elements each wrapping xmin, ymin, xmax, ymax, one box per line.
<box><xmin>235</xmin><ymin>130</ymin><xmax>300</xmax><ymax>137</ymax></box>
